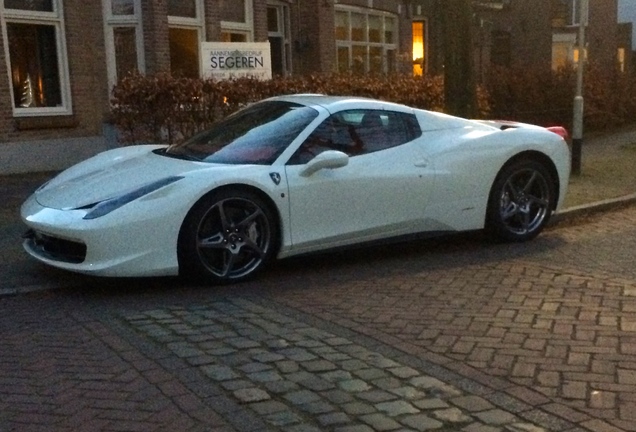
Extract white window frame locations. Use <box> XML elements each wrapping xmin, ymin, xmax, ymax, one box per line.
<box><xmin>1</xmin><ymin>0</ymin><xmax>72</xmax><ymax>116</ymax></box>
<box><xmin>221</xmin><ymin>0</ymin><xmax>254</xmax><ymax>41</ymax></box>
<box><xmin>335</xmin><ymin>5</ymin><xmax>398</xmax><ymax>74</ymax></box>
<box><xmin>102</xmin><ymin>0</ymin><xmax>145</xmax><ymax>90</ymax></box>
<box><xmin>168</xmin><ymin>0</ymin><xmax>204</xmax><ymax>76</ymax></box>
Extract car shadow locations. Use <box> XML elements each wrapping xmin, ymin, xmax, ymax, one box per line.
<box><xmin>11</xmin><ymin>229</ymin><xmax>569</xmax><ymax>306</ymax></box>
<box><xmin>264</xmin><ymin>230</ymin><xmax>568</xmax><ymax>282</ymax></box>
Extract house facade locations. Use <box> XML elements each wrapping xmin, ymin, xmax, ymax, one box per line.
<box><xmin>0</xmin><ymin>0</ymin><xmax>625</xmax><ymax>174</ymax></box>
<box><xmin>470</xmin><ymin>0</ymin><xmax>624</xmax><ymax>76</ymax></box>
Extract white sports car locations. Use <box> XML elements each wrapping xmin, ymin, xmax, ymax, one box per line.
<box><xmin>22</xmin><ymin>95</ymin><xmax>570</xmax><ymax>283</ymax></box>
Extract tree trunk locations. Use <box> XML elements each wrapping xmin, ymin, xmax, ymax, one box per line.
<box><xmin>442</xmin><ymin>0</ymin><xmax>476</xmax><ymax>118</ymax></box>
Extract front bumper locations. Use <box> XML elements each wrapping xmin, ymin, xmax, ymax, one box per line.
<box><xmin>20</xmin><ymin>194</ymin><xmax>182</xmax><ymax>277</ymax></box>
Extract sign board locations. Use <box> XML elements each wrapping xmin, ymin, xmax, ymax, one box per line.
<box><xmin>200</xmin><ymin>42</ymin><xmax>272</xmax><ymax>81</ymax></box>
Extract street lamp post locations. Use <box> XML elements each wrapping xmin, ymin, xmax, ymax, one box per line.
<box><xmin>572</xmin><ymin>0</ymin><xmax>588</xmax><ymax>176</ymax></box>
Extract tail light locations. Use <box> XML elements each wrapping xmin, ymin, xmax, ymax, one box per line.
<box><xmin>546</xmin><ymin>126</ymin><xmax>569</xmax><ymax>140</ymax></box>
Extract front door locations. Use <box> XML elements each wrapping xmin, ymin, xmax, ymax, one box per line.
<box><xmin>283</xmin><ymin>109</ymin><xmax>435</xmax><ymax>253</ymax></box>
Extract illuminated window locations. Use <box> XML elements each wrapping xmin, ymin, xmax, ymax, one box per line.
<box><xmin>551</xmin><ymin>33</ymin><xmax>576</xmax><ymax>70</ymax></box>
<box><xmin>552</xmin><ymin>42</ymin><xmax>570</xmax><ymax>70</ymax></box>
<box><xmin>572</xmin><ymin>47</ymin><xmax>587</xmax><ymax>64</ymax></box>
<box><xmin>103</xmin><ymin>0</ymin><xmax>145</xmax><ymax>89</ymax></box>
<box><xmin>335</xmin><ymin>6</ymin><xmax>398</xmax><ymax>74</ymax></box>
<box><xmin>168</xmin><ymin>0</ymin><xmax>203</xmax><ymax>77</ymax></box>
<box><xmin>412</xmin><ymin>21</ymin><xmax>426</xmax><ymax>76</ymax></box>
<box><xmin>2</xmin><ymin>0</ymin><xmax>71</xmax><ymax>115</ymax></box>
<box><xmin>618</xmin><ymin>48</ymin><xmax>626</xmax><ymax>73</ymax></box>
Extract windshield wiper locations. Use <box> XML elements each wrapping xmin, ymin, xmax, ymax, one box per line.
<box><xmin>154</xmin><ymin>148</ymin><xmax>202</xmax><ymax>162</ymax></box>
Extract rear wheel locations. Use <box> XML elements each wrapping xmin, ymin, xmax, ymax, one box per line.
<box><xmin>486</xmin><ymin>159</ymin><xmax>556</xmax><ymax>242</ymax></box>
<box><xmin>178</xmin><ymin>189</ymin><xmax>278</xmax><ymax>284</ymax></box>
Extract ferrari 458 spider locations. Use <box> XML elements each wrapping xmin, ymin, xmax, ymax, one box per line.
<box><xmin>22</xmin><ymin>95</ymin><xmax>570</xmax><ymax>283</ymax></box>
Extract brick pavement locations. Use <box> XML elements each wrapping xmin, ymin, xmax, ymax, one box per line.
<box><xmin>0</xmin><ymin>295</ymin><xmax>234</xmax><ymax>431</ymax></box>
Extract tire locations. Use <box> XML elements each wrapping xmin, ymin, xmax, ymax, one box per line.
<box><xmin>178</xmin><ymin>189</ymin><xmax>279</xmax><ymax>284</ymax></box>
<box><xmin>486</xmin><ymin>159</ymin><xmax>556</xmax><ymax>242</ymax></box>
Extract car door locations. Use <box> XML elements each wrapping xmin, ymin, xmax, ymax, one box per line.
<box><xmin>283</xmin><ymin>109</ymin><xmax>436</xmax><ymax>254</ymax></box>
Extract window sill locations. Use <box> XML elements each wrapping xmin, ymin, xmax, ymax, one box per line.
<box><xmin>14</xmin><ymin>115</ymin><xmax>78</xmax><ymax>131</ymax></box>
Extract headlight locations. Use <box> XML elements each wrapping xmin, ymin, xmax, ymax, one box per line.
<box><xmin>83</xmin><ymin>176</ymin><xmax>183</xmax><ymax>220</ymax></box>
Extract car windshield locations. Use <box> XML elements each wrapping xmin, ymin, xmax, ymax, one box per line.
<box><xmin>164</xmin><ymin>101</ymin><xmax>319</xmax><ymax>164</ymax></box>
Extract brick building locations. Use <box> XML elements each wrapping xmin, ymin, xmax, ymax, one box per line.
<box><xmin>468</xmin><ymin>0</ymin><xmax>625</xmax><ymax>78</ymax></box>
<box><xmin>0</xmin><ymin>0</ymin><xmax>626</xmax><ymax>174</ymax></box>
<box><xmin>1</xmin><ymin>0</ymin><xmax>109</xmax><ymax>174</ymax></box>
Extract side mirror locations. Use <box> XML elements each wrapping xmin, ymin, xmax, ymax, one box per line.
<box><xmin>299</xmin><ymin>150</ymin><xmax>349</xmax><ymax>177</ymax></box>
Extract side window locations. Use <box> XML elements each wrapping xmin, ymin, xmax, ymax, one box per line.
<box><xmin>288</xmin><ymin>110</ymin><xmax>422</xmax><ymax>165</ymax></box>
<box><xmin>383</xmin><ymin>111</ymin><xmax>422</xmax><ymax>146</ymax></box>
<box><xmin>288</xmin><ymin>114</ymin><xmax>363</xmax><ymax>164</ymax></box>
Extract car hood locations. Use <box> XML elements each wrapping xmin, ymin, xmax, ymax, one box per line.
<box><xmin>35</xmin><ymin>146</ymin><xmax>211</xmax><ymax>210</ymax></box>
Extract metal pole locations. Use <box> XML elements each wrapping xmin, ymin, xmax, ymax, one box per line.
<box><xmin>571</xmin><ymin>0</ymin><xmax>588</xmax><ymax>176</ymax></box>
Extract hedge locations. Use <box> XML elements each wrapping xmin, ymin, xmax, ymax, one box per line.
<box><xmin>110</xmin><ymin>66</ymin><xmax>636</xmax><ymax>145</ymax></box>
<box><xmin>110</xmin><ymin>73</ymin><xmax>490</xmax><ymax>144</ymax></box>
<box><xmin>484</xmin><ymin>62</ymin><xmax>636</xmax><ymax>131</ymax></box>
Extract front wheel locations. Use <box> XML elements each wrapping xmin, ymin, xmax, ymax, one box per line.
<box><xmin>486</xmin><ymin>159</ymin><xmax>556</xmax><ymax>242</ymax></box>
<box><xmin>178</xmin><ymin>189</ymin><xmax>278</xmax><ymax>284</ymax></box>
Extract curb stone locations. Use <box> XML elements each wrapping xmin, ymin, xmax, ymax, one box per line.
<box><xmin>551</xmin><ymin>193</ymin><xmax>636</xmax><ymax>225</ymax></box>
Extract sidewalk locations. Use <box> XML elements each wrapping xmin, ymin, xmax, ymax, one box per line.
<box><xmin>565</xmin><ymin>124</ymin><xmax>636</xmax><ymax>206</ymax></box>
<box><xmin>553</xmin><ymin>125</ymin><xmax>636</xmax><ymax>223</ymax></box>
